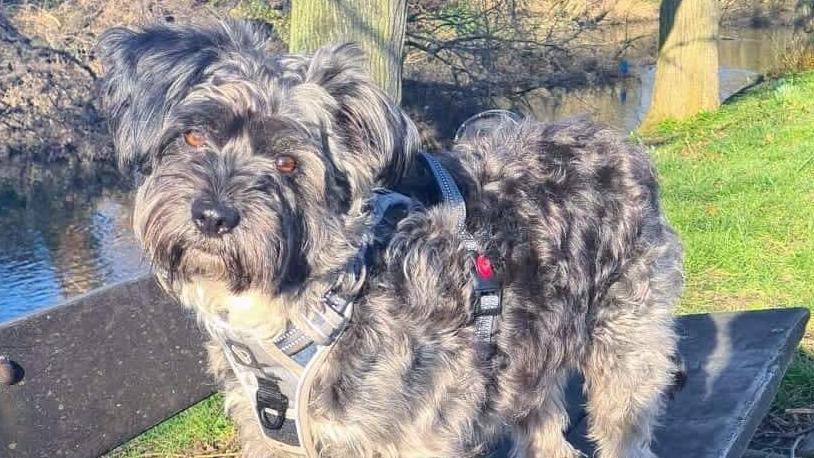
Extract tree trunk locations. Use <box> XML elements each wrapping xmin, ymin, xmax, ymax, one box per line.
<box><xmin>640</xmin><ymin>0</ymin><xmax>720</xmax><ymax>131</ymax></box>
<box><xmin>289</xmin><ymin>0</ymin><xmax>408</xmax><ymax>103</ymax></box>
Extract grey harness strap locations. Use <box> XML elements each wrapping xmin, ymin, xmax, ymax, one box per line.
<box><xmin>206</xmin><ymin>317</ymin><xmax>304</xmax><ymax>446</ymax></box>
<box><xmin>419</xmin><ymin>153</ymin><xmax>502</xmax><ymax>345</ymax></box>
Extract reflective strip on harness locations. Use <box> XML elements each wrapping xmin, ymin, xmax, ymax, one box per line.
<box><xmin>419</xmin><ymin>153</ymin><xmax>478</xmax><ymax>252</ymax></box>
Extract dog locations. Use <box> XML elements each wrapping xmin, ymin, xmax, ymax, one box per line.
<box><xmin>98</xmin><ymin>19</ymin><xmax>684</xmax><ymax>458</ymax></box>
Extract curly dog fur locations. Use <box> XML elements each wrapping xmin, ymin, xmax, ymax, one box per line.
<box><xmin>99</xmin><ymin>19</ymin><xmax>683</xmax><ymax>458</ymax></box>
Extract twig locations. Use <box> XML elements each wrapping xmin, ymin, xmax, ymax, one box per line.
<box><xmin>790</xmin><ymin>433</ymin><xmax>805</xmax><ymax>458</ymax></box>
<box><xmin>761</xmin><ymin>424</ymin><xmax>814</xmax><ymax>439</ymax></box>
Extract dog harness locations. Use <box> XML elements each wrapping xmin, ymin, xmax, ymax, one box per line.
<box><xmin>204</xmin><ymin>153</ymin><xmax>502</xmax><ymax>456</ymax></box>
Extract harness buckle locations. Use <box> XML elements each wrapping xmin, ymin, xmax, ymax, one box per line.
<box><xmin>472</xmin><ymin>255</ymin><xmax>502</xmax><ymax>318</ymax></box>
<box><xmin>256</xmin><ymin>378</ymin><xmax>289</xmax><ymax>431</ymax></box>
<box><xmin>473</xmin><ymin>288</ymin><xmax>502</xmax><ymax>317</ymax></box>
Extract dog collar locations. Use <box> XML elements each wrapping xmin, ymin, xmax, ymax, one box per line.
<box><xmin>205</xmin><ymin>155</ymin><xmax>501</xmax><ymax>456</ymax></box>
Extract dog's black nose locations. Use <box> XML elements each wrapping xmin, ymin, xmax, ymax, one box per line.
<box><xmin>191</xmin><ymin>198</ymin><xmax>240</xmax><ymax>236</ymax></box>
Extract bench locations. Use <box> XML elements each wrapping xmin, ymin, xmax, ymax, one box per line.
<box><xmin>0</xmin><ymin>276</ymin><xmax>808</xmax><ymax>457</ymax></box>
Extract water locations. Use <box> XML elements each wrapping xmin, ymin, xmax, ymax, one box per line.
<box><xmin>0</xmin><ymin>25</ymin><xmax>799</xmax><ymax>324</ymax></box>
<box><xmin>0</xmin><ymin>165</ymin><xmax>147</xmax><ymax>323</ymax></box>
<box><xmin>501</xmin><ymin>26</ymin><xmax>799</xmax><ymax>132</ymax></box>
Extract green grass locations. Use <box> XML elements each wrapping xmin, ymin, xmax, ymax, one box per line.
<box><xmin>106</xmin><ymin>394</ymin><xmax>236</xmax><ymax>457</ymax></box>
<box><xmin>649</xmin><ymin>73</ymin><xmax>814</xmax><ymax>319</ymax></box>
<box><xmin>647</xmin><ymin>71</ymin><xmax>814</xmax><ymax>412</ymax></box>
<box><xmin>119</xmin><ymin>72</ymin><xmax>814</xmax><ymax>456</ymax></box>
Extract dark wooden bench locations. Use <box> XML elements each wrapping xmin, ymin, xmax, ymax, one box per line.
<box><xmin>0</xmin><ymin>276</ymin><xmax>808</xmax><ymax>457</ymax></box>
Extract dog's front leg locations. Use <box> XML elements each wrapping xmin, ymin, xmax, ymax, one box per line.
<box><xmin>509</xmin><ymin>371</ymin><xmax>581</xmax><ymax>458</ymax></box>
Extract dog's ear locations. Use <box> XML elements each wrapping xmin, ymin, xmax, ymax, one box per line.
<box><xmin>97</xmin><ymin>21</ymin><xmax>269</xmax><ymax>172</ymax></box>
<box><xmin>306</xmin><ymin>43</ymin><xmax>419</xmax><ymax>189</ymax></box>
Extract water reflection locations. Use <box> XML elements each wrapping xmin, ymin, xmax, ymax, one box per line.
<box><xmin>500</xmin><ymin>26</ymin><xmax>798</xmax><ymax>132</ymax></box>
<box><xmin>718</xmin><ymin>27</ymin><xmax>798</xmax><ymax>72</ymax></box>
<box><xmin>0</xmin><ymin>165</ymin><xmax>147</xmax><ymax>323</ymax></box>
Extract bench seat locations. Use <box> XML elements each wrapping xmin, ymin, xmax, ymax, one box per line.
<box><xmin>0</xmin><ymin>276</ymin><xmax>808</xmax><ymax>457</ymax></box>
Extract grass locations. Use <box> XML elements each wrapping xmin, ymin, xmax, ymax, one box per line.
<box><xmin>649</xmin><ymin>72</ymin><xmax>814</xmax><ymax>320</ymax></box>
<box><xmin>646</xmin><ymin>72</ymin><xmax>814</xmax><ymax>421</ymax></box>
<box><xmin>106</xmin><ymin>395</ymin><xmax>237</xmax><ymax>457</ymax></box>
<box><xmin>115</xmin><ymin>72</ymin><xmax>814</xmax><ymax>456</ymax></box>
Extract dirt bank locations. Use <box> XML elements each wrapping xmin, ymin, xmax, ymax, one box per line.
<box><xmin>0</xmin><ymin>11</ymin><xmax>107</xmax><ymax>163</ymax></box>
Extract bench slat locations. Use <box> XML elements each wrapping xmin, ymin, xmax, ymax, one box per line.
<box><xmin>0</xmin><ymin>276</ymin><xmax>216</xmax><ymax>458</ymax></box>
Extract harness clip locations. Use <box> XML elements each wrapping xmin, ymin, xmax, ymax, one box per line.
<box><xmin>473</xmin><ymin>290</ymin><xmax>502</xmax><ymax>317</ymax></box>
<box><xmin>471</xmin><ymin>254</ymin><xmax>502</xmax><ymax>318</ymax></box>
<box><xmin>256</xmin><ymin>378</ymin><xmax>289</xmax><ymax>431</ymax></box>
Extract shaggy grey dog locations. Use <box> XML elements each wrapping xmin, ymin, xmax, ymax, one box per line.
<box><xmin>99</xmin><ymin>19</ymin><xmax>683</xmax><ymax>458</ymax></box>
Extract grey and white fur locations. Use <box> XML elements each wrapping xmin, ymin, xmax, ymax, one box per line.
<box><xmin>98</xmin><ymin>18</ymin><xmax>684</xmax><ymax>458</ymax></box>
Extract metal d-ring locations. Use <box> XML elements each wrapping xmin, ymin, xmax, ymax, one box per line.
<box><xmin>453</xmin><ymin>109</ymin><xmax>522</xmax><ymax>144</ymax></box>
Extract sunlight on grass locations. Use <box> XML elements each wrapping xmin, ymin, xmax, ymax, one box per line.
<box><xmin>650</xmin><ymin>73</ymin><xmax>814</xmax><ymax>316</ymax></box>
<box><xmin>106</xmin><ymin>394</ymin><xmax>236</xmax><ymax>458</ymax></box>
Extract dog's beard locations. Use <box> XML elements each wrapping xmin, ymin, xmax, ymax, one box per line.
<box><xmin>132</xmin><ymin>177</ymin><xmax>293</xmax><ymax>295</ymax></box>
<box><xmin>170</xmin><ymin>245</ymin><xmax>246</xmax><ymax>288</ymax></box>
<box><xmin>149</xmin><ymin>223</ymin><xmax>290</xmax><ymax>294</ymax></box>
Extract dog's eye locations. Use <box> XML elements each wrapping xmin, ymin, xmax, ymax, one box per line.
<box><xmin>275</xmin><ymin>155</ymin><xmax>297</xmax><ymax>174</ymax></box>
<box><xmin>183</xmin><ymin>129</ymin><xmax>206</xmax><ymax>148</ymax></box>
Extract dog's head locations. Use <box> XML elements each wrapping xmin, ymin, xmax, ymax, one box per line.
<box><xmin>98</xmin><ymin>20</ymin><xmax>418</xmax><ymax>297</ymax></box>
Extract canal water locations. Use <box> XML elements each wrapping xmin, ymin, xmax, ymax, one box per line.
<box><xmin>499</xmin><ymin>26</ymin><xmax>798</xmax><ymax>132</ymax></box>
<box><xmin>0</xmin><ymin>25</ymin><xmax>801</xmax><ymax>323</ymax></box>
<box><xmin>0</xmin><ymin>165</ymin><xmax>147</xmax><ymax>322</ymax></box>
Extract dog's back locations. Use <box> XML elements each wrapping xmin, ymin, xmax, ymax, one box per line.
<box><xmin>311</xmin><ymin>118</ymin><xmax>683</xmax><ymax>457</ymax></box>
